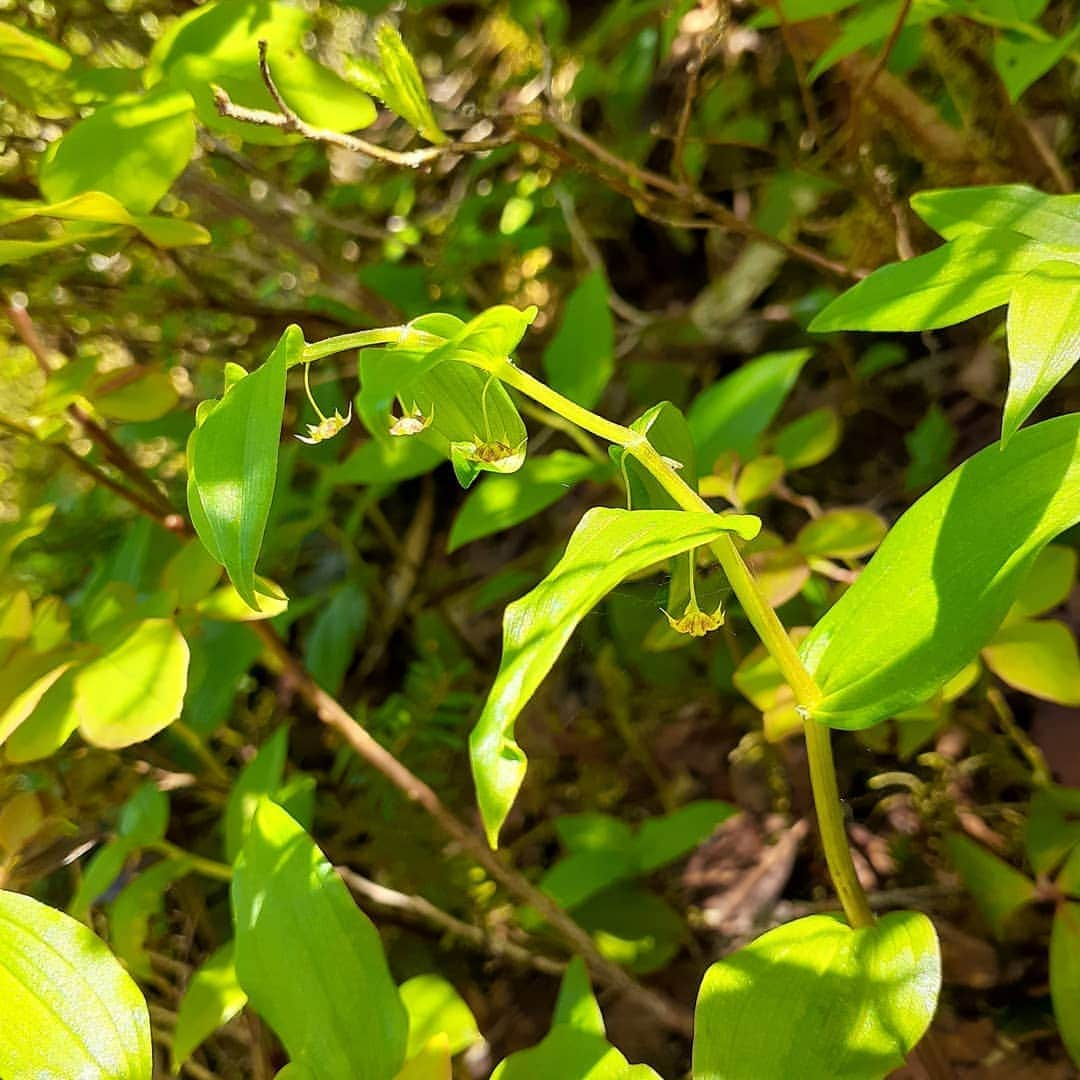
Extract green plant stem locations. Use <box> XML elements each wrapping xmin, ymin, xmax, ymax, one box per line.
<box><xmin>301</xmin><ymin>328</ymin><xmax>411</xmax><ymax>363</ymax></box>
<box><xmin>481</xmin><ymin>358</ymin><xmax>877</xmax><ymax>929</ymax></box>
<box><xmin>150</xmin><ymin>841</ymin><xmax>233</xmax><ymax>883</ymax></box>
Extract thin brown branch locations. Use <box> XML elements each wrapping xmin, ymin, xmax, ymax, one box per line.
<box><xmin>206</xmin><ymin>42</ymin><xmax>514</xmax><ymax>170</ymax></box>
<box><xmin>5</xmin><ymin>299</ymin><xmax>184</xmax><ymax>526</ymax></box>
<box><xmin>853</xmin><ymin>0</ymin><xmax>915</xmax><ymax>104</ymax></box>
<box><xmin>337</xmin><ymin>866</ymin><xmax>565</xmax><ymax>977</ymax></box>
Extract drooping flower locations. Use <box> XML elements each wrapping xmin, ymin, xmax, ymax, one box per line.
<box><xmin>295</xmin><ymin>362</ymin><xmax>352</xmax><ymax>445</ymax></box>
<box><xmin>388</xmin><ymin>402</ymin><xmax>434</xmax><ymax>437</ymax></box>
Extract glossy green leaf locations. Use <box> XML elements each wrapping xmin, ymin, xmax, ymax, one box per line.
<box><xmin>225</xmin><ymin>726</ymin><xmax>288</xmax><ymax>862</ymax></box>
<box><xmin>448</xmin><ymin>451</ymin><xmax>602</xmax><ymax>551</ymax></box>
<box><xmin>542</xmin><ymin>271</ymin><xmax>616</xmax><ymax>409</ymax></box>
<box><xmin>74</xmin><ymin>618</ymin><xmax>189</xmax><ymax>748</ymax></box>
<box><xmin>330</xmin><ymin>438</ymin><xmax>443</xmax><ymax>487</ymax></box>
<box><xmin>687</xmin><ymin>350</ymin><xmax>811</xmax><ymax>469</ymax></box>
<box><xmin>0</xmin><ymin>648</ymin><xmax>75</xmax><ymax>744</ymax></box>
<box><xmin>0</xmin><ymin>891</ymin><xmax>152</xmax><ymax>1078</ymax></box>
<box><xmin>1051</xmin><ymin>902</ymin><xmax>1080</xmax><ymax>1068</ymax></box>
<box><xmin>796</xmin><ymin>508</ymin><xmax>887</xmax><ymax>560</ymax></box>
<box><xmin>492</xmin><ymin>958</ymin><xmax>661</xmax><ymax>1079</ymax></box>
<box><xmin>162</xmin><ymin>538</ymin><xmax>223</xmax><ymax>609</ymax></box>
<box><xmin>366</xmin><ymin>23</ymin><xmax>446</xmax><ymax>143</ymax></box>
<box><xmin>470</xmin><ymin>507</ymin><xmax>760</xmax><ymax>846</ymax></box>
<box><xmin>4</xmin><ymin>667</ymin><xmax>80</xmax><ymax>762</ymax></box>
<box><xmin>231</xmin><ymin>800</ymin><xmax>408</xmax><ymax>1079</ymax></box>
<box><xmin>196</xmin><ymin>578</ymin><xmax>289</xmax><ymax>622</ymax></box>
<box><xmin>188</xmin><ymin>326</ymin><xmax>297</xmax><ymax>609</ymax></box>
<box><xmin>39</xmin><ymin>84</ymin><xmax>196</xmax><ymax>214</ymax></box>
<box><xmin>149</xmin><ymin>0</ymin><xmax>375</xmax><ymax>144</ymax></box>
<box><xmin>0</xmin><ymin>21</ymin><xmax>76</xmax><ymax>117</ymax></box>
<box><xmin>0</xmin><ymin>191</ymin><xmax>210</xmax><ymax>248</ymax></box>
<box><xmin>910</xmin><ymin>185</ymin><xmax>1080</xmax><ymax>245</ymax></box>
<box><xmin>944</xmin><ymin>833</ymin><xmax>1036</xmax><ymax>937</ymax></box>
<box><xmin>801</xmin><ymin>416</ymin><xmax>1080</xmax><ymax>729</ymax></box>
<box><xmin>172</xmin><ymin>942</ymin><xmax>248</xmax><ymax>1073</ymax></box>
<box><xmin>772</xmin><ymin>406</ymin><xmax>841</xmax><ymax>469</ymax></box>
<box><xmin>539</xmin><ymin>849</ymin><xmax>637</xmax><ymax>911</ymax></box>
<box><xmin>399</xmin><ymin>974</ymin><xmax>480</xmax><ymax>1058</ymax></box>
<box><xmin>693</xmin><ymin>911</ymin><xmax>940</xmax><ymax>1080</ymax></box>
<box><xmin>809</xmin><ymin>230</ymin><xmax>1076</xmax><ymax>332</ymax></box>
<box><xmin>983</xmin><ymin>618</ymin><xmax>1080</xmax><ymax>705</ymax></box>
<box><xmin>1003</xmin><ymin>260</ymin><xmax>1080</xmax><ymax>445</ymax></box>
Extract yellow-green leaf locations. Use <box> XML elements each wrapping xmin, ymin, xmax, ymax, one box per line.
<box><xmin>0</xmin><ymin>889</ymin><xmax>152</xmax><ymax>1080</ymax></box>
<box><xmin>470</xmin><ymin>508</ymin><xmax>760</xmax><ymax>846</ymax></box>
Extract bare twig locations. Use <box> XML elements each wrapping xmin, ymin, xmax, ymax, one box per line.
<box><xmin>852</xmin><ymin>0</ymin><xmax>915</xmax><ymax>106</ymax></box>
<box><xmin>337</xmin><ymin>866</ymin><xmax>565</xmax><ymax>976</ymax></box>
<box><xmin>209</xmin><ymin>42</ymin><xmax>514</xmax><ymax>169</ymax></box>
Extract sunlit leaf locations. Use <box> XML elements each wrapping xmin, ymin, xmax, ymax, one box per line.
<box><xmin>470</xmin><ymin>507</ymin><xmax>759</xmax><ymax>846</ymax></box>
<box><xmin>983</xmin><ymin>618</ymin><xmax>1080</xmax><ymax>705</ymax></box>
<box><xmin>802</xmin><ymin>416</ymin><xmax>1080</xmax><ymax>729</ymax></box>
<box><xmin>74</xmin><ymin>618</ymin><xmax>189</xmax><ymax>748</ymax></box>
<box><xmin>1003</xmin><ymin>260</ymin><xmax>1080</xmax><ymax>445</ymax></box>
<box><xmin>188</xmin><ymin>326</ymin><xmax>298</xmax><ymax>609</ymax></box>
<box><xmin>232</xmin><ymin>800</ymin><xmax>408</xmax><ymax>1079</ymax></box>
<box><xmin>399</xmin><ymin>974</ymin><xmax>481</xmax><ymax>1058</ymax></box>
<box><xmin>39</xmin><ymin>83</ymin><xmax>196</xmax><ymax>214</ymax></box>
<box><xmin>172</xmin><ymin>942</ymin><xmax>248</xmax><ymax>1073</ymax></box>
<box><xmin>687</xmin><ymin>350</ymin><xmax>812</xmax><ymax>469</ymax></box>
<box><xmin>693</xmin><ymin>912</ymin><xmax>940</xmax><ymax>1080</ymax></box>
<box><xmin>0</xmin><ymin>889</ymin><xmax>152</xmax><ymax>1080</ymax></box>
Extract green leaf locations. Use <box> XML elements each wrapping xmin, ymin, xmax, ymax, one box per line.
<box><xmin>542</xmin><ymin>271</ymin><xmax>616</xmax><ymax>410</ymax></box>
<box><xmin>492</xmin><ymin>958</ymin><xmax>661</xmax><ymax>1079</ymax></box>
<box><xmin>231</xmin><ymin>800</ymin><xmax>408</xmax><ymax>1079</ymax></box>
<box><xmin>1013</xmin><ymin>543</ymin><xmax>1076</xmax><ymax>618</ymax></box>
<box><xmin>633</xmin><ymin>801</ymin><xmax>735</xmax><ymax>874</ymax></box>
<box><xmin>575</xmin><ymin>883</ymin><xmax>685</xmax><ymax>975</ymax></box>
<box><xmin>809</xmin><ymin>230</ymin><xmax>1077</xmax><ymax>332</ymax></box>
<box><xmin>994</xmin><ymin>25</ymin><xmax>1080</xmax><ymax>103</ymax></box>
<box><xmin>225</xmin><ymin>726</ymin><xmax>288</xmax><ymax>862</ymax></box>
<box><xmin>1051</xmin><ymin>902</ymin><xmax>1080</xmax><ymax>1069</ymax></box>
<box><xmin>772</xmin><ymin>406</ymin><xmax>842</xmax><ymax>469</ymax></box>
<box><xmin>448</xmin><ymin>451</ymin><xmax>602</xmax><ymax>551</ymax></box>
<box><xmin>162</xmin><ymin>538</ymin><xmax>223</xmax><ymax>609</ymax></box>
<box><xmin>149</xmin><ymin>0</ymin><xmax>376</xmax><ymax>145</ymax></box>
<box><xmin>796</xmin><ymin>508</ymin><xmax>887</xmax><ymax>560</ymax></box>
<box><xmin>74</xmin><ymin>618</ymin><xmax>190</xmax><ymax>748</ymax></box>
<box><xmin>614</xmin><ymin>401</ymin><xmax>699</xmax><ymax>511</ymax></box>
<box><xmin>553</xmin><ymin>956</ymin><xmax>606</xmax><ymax>1035</ymax></box>
<box><xmin>687</xmin><ymin>350</ymin><xmax>812</xmax><ymax>469</ymax></box>
<box><xmin>330</xmin><ymin>438</ymin><xmax>443</xmax><ymax>487</ymax></box>
<box><xmin>0</xmin><ymin>21</ymin><xmax>76</xmax><ymax>118</ymax></box>
<box><xmin>188</xmin><ymin>326</ymin><xmax>298</xmax><ymax>609</ymax></box>
<box><xmin>944</xmin><ymin>833</ymin><xmax>1036</xmax><ymax>937</ymax></box>
<box><xmin>692</xmin><ymin>911</ymin><xmax>940</xmax><ymax>1080</ymax></box>
<box><xmin>910</xmin><ymin>184</ymin><xmax>1080</xmax><ymax>246</ymax></box>
<box><xmin>39</xmin><ymin>83</ymin><xmax>196</xmax><ymax>214</ymax></box>
<box><xmin>109</xmin><ymin>856</ymin><xmax>192</xmax><ymax>978</ymax></box>
<box><xmin>1025</xmin><ymin>786</ymin><xmax>1080</xmax><ymax>876</ymax></box>
<box><xmin>1004</xmin><ymin>260</ymin><xmax>1080</xmax><ymax>445</ymax></box>
<box><xmin>801</xmin><ymin>416</ymin><xmax>1080</xmax><ymax>729</ymax></box>
<box><xmin>557</xmin><ymin>813</ymin><xmax>635</xmax><ymax>855</ymax></box>
<box><xmin>0</xmin><ymin>889</ymin><xmax>153</xmax><ymax>1080</ymax></box>
<box><xmin>366</xmin><ymin>22</ymin><xmax>446</xmax><ymax>144</ymax></box>
<box><xmin>904</xmin><ymin>403</ymin><xmax>955</xmax><ymax>491</ymax></box>
<box><xmin>91</xmin><ymin>364</ymin><xmax>179</xmax><ymax>422</ymax></box>
<box><xmin>983</xmin><ymin>618</ymin><xmax>1080</xmax><ymax>705</ymax></box>
<box><xmin>0</xmin><ymin>191</ymin><xmax>210</xmax><ymax>248</ymax></box>
<box><xmin>470</xmin><ymin>507</ymin><xmax>760</xmax><ymax>846</ymax></box>
<box><xmin>304</xmin><ymin>583</ymin><xmax>368</xmax><ymax>695</ymax></box>
<box><xmin>399</xmin><ymin>974</ymin><xmax>480</xmax><ymax>1058</ymax></box>
<box><xmin>539</xmin><ymin>849</ymin><xmax>638</xmax><ymax>911</ymax></box>
<box><xmin>173</xmin><ymin>942</ymin><xmax>248</xmax><ymax>1073</ymax></box>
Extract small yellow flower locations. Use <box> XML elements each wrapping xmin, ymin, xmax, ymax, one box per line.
<box><xmin>295</xmin><ymin>362</ymin><xmax>352</xmax><ymax>445</ymax></box>
<box><xmin>296</xmin><ymin>404</ymin><xmax>352</xmax><ymax>445</ymax></box>
<box><xmin>663</xmin><ymin>601</ymin><xmax>725</xmax><ymax>637</ymax></box>
<box><xmin>388</xmin><ymin>402</ymin><xmax>434</xmax><ymax>437</ymax></box>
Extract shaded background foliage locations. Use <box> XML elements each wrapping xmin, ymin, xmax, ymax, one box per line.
<box><xmin>0</xmin><ymin>0</ymin><xmax>1078</xmax><ymax>1075</ymax></box>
